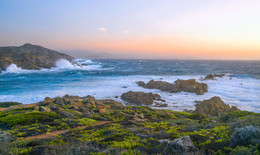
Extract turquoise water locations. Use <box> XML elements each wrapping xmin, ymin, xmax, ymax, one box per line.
<box><xmin>1</xmin><ymin>59</ymin><xmax>260</xmax><ymax>112</ymax></box>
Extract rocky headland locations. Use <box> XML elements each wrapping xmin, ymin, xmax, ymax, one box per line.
<box><xmin>0</xmin><ymin>43</ymin><xmax>74</xmax><ymax>72</ymax></box>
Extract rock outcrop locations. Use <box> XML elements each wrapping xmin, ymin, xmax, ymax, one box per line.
<box><xmin>0</xmin><ymin>43</ymin><xmax>74</xmax><ymax>71</ymax></box>
<box><xmin>194</xmin><ymin>96</ymin><xmax>239</xmax><ymax>117</ymax></box>
<box><xmin>159</xmin><ymin>136</ymin><xmax>195</xmax><ymax>154</ymax></box>
<box><xmin>39</xmin><ymin>94</ymin><xmax>124</xmax><ymax>111</ymax></box>
<box><xmin>137</xmin><ymin>79</ymin><xmax>208</xmax><ymax>95</ymax></box>
<box><xmin>174</xmin><ymin>79</ymin><xmax>208</xmax><ymax>95</ymax></box>
<box><xmin>201</xmin><ymin>74</ymin><xmax>225</xmax><ymax>80</ymax></box>
<box><xmin>170</xmin><ymin>136</ymin><xmax>195</xmax><ymax>152</ymax></box>
<box><xmin>121</xmin><ymin>91</ymin><xmax>162</xmax><ymax>105</ymax></box>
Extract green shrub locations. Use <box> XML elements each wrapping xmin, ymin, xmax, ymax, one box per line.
<box><xmin>0</xmin><ymin>111</ymin><xmax>59</xmax><ymax>127</ymax></box>
<box><xmin>0</xmin><ymin>102</ymin><xmax>22</xmax><ymax>108</ymax></box>
<box><xmin>230</xmin><ymin>145</ymin><xmax>259</xmax><ymax>155</ymax></box>
<box><xmin>220</xmin><ymin>111</ymin><xmax>255</xmax><ymax>122</ymax></box>
<box><xmin>230</xmin><ymin>126</ymin><xmax>260</xmax><ymax>148</ymax></box>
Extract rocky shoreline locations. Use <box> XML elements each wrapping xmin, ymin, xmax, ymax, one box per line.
<box><xmin>0</xmin><ymin>44</ymin><xmax>259</xmax><ymax>154</ymax></box>
<box><xmin>0</xmin><ymin>92</ymin><xmax>259</xmax><ymax>154</ymax></box>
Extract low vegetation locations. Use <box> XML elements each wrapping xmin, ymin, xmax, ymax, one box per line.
<box><xmin>0</xmin><ymin>95</ymin><xmax>259</xmax><ymax>154</ymax></box>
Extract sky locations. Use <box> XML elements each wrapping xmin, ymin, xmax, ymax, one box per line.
<box><xmin>0</xmin><ymin>0</ymin><xmax>260</xmax><ymax>60</ymax></box>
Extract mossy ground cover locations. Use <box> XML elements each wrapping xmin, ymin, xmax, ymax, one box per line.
<box><xmin>0</xmin><ymin>102</ymin><xmax>22</xmax><ymax>108</ymax></box>
<box><xmin>0</xmin><ymin>99</ymin><xmax>259</xmax><ymax>155</ymax></box>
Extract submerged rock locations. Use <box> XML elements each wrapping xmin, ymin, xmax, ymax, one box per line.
<box><xmin>153</xmin><ymin>102</ymin><xmax>168</xmax><ymax>107</ymax></box>
<box><xmin>137</xmin><ymin>79</ymin><xmax>208</xmax><ymax>95</ymax></box>
<box><xmin>194</xmin><ymin>96</ymin><xmax>239</xmax><ymax>117</ymax></box>
<box><xmin>136</xmin><ymin>80</ymin><xmax>175</xmax><ymax>92</ymax></box>
<box><xmin>121</xmin><ymin>91</ymin><xmax>162</xmax><ymax>105</ymax></box>
<box><xmin>201</xmin><ymin>74</ymin><xmax>225</xmax><ymax>80</ymax></box>
<box><xmin>0</xmin><ymin>43</ymin><xmax>74</xmax><ymax>71</ymax></box>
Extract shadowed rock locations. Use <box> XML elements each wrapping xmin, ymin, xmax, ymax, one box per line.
<box><xmin>201</xmin><ymin>74</ymin><xmax>225</xmax><ymax>81</ymax></box>
<box><xmin>137</xmin><ymin>79</ymin><xmax>208</xmax><ymax>95</ymax></box>
<box><xmin>121</xmin><ymin>91</ymin><xmax>162</xmax><ymax>105</ymax></box>
<box><xmin>0</xmin><ymin>43</ymin><xmax>74</xmax><ymax>71</ymax></box>
<box><xmin>194</xmin><ymin>96</ymin><xmax>239</xmax><ymax>117</ymax></box>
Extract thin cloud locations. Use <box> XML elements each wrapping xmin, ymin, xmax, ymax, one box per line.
<box><xmin>123</xmin><ymin>30</ymin><xmax>130</xmax><ymax>34</ymax></box>
<box><xmin>99</xmin><ymin>27</ymin><xmax>107</xmax><ymax>33</ymax></box>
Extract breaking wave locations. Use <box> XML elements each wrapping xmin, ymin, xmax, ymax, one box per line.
<box><xmin>1</xmin><ymin>59</ymin><xmax>105</xmax><ymax>74</ymax></box>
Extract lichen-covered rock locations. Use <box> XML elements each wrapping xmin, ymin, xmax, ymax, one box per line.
<box><xmin>40</xmin><ymin>106</ymin><xmax>51</xmax><ymax>112</ymax></box>
<box><xmin>121</xmin><ymin>91</ymin><xmax>161</xmax><ymax>105</ymax></box>
<box><xmin>54</xmin><ymin>97</ymin><xmax>65</xmax><ymax>106</ymax></box>
<box><xmin>7</xmin><ymin>103</ymin><xmax>36</xmax><ymax>111</ymax></box>
<box><xmin>137</xmin><ymin>79</ymin><xmax>208</xmax><ymax>95</ymax></box>
<box><xmin>194</xmin><ymin>96</ymin><xmax>239</xmax><ymax>117</ymax></box>
<box><xmin>170</xmin><ymin>136</ymin><xmax>194</xmax><ymax>152</ymax></box>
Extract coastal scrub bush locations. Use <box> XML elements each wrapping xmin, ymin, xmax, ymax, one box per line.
<box><xmin>0</xmin><ymin>102</ymin><xmax>22</xmax><ymax>108</ymax></box>
<box><xmin>181</xmin><ymin>125</ymin><xmax>230</xmax><ymax>148</ymax></box>
<box><xmin>77</xmin><ymin>118</ymin><xmax>97</xmax><ymax>126</ymax></box>
<box><xmin>229</xmin><ymin>145</ymin><xmax>260</xmax><ymax>155</ymax></box>
<box><xmin>230</xmin><ymin>125</ymin><xmax>260</xmax><ymax>148</ymax></box>
<box><xmin>0</xmin><ymin>111</ymin><xmax>59</xmax><ymax>126</ymax></box>
<box><xmin>220</xmin><ymin>111</ymin><xmax>255</xmax><ymax>122</ymax></box>
<box><xmin>122</xmin><ymin>149</ymin><xmax>142</xmax><ymax>155</ymax></box>
<box><xmin>230</xmin><ymin>115</ymin><xmax>260</xmax><ymax>132</ymax></box>
<box><xmin>109</xmin><ymin>135</ymin><xmax>143</xmax><ymax>149</ymax></box>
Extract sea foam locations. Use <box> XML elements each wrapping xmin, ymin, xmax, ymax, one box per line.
<box><xmin>1</xmin><ymin>59</ymin><xmax>104</xmax><ymax>74</ymax></box>
<box><xmin>1</xmin><ymin>75</ymin><xmax>259</xmax><ymax>112</ymax></box>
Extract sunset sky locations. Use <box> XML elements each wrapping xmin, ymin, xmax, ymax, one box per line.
<box><xmin>1</xmin><ymin>0</ymin><xmax>260</xmax><ymax>60</ymax></box>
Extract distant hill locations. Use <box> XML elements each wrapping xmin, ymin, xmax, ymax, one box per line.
<box><xmin>0</xmin><ymin>43</ymin><xmax>74</xmax><ymax>71</ymax></box>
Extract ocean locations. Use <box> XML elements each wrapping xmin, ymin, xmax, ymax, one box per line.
<box><xmin>0</xmin><ymin>59</ymin><xmax>260</xmax><ymax>112</ymax></box>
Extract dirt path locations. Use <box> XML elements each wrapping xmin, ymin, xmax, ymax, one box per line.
<box><xmin>23</xmin><ymin>121</ymin><xmax>110</xmax><ymax>140</ymax></box>
<box><xmin>0</xmin><ymin>108</ymin><xmax>8</xmax><ymax>111</ymax></box>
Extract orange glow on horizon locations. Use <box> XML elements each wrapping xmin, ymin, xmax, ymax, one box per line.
<box><xmin>53</xmin><ymin>37</ymin><xmax>260</xmax><ymax>60</ymax></box>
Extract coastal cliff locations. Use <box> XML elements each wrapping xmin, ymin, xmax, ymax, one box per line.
<box><xmin>0</xmin><ymin>43</ymin><xmax>74</xmax><ymax>71</ymax></box>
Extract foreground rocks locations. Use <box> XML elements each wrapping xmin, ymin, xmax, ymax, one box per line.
<box><xmin>201</xmin><ymin>74</ymin><xmax>225</xmax><ymax>80</ymax></box>
<box><xmin>0</xmin><ymin>43</ymin><xmax>74</xmax><ymax>71</ymax></box>
<box><xmin>0</xmin><ymin>95</ymin><xmax>259</xmax><ymax>154</ymax></box>
<box><xmin>194</xmin><ymin>96</ymin><xmax>239</xmax><ymax>117</ymax></box>
<box><xmin>121</xmin><ymin>91</ymin><xmax>162</xmax><ymax>105</ymax></box>
<box><xmin>137</xmin><ymin>79</ymin><xmax>208</xmax><ymax>95</ymax></box>
<box><xmin>38</xmin><ymin>94</ymin><xmax>124</xmax><ymax>112</ymax></box>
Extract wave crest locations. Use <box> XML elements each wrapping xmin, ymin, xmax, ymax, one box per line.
<box><xmin>1</xmin><ymin>59</ymin><xmax>104</xmax><ymax>74</ymax></box>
